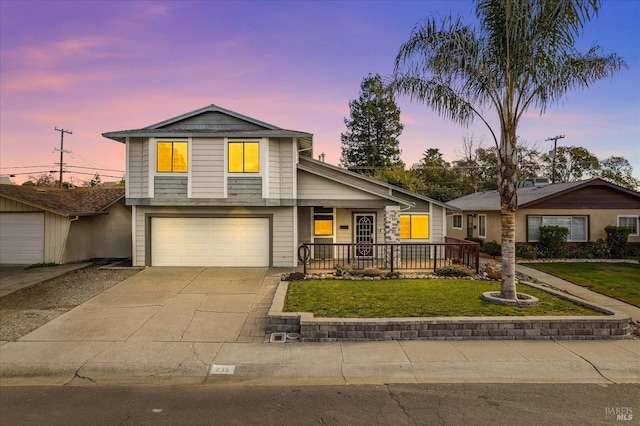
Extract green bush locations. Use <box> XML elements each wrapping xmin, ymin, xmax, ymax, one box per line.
<box><xmin>434</xmin><ymin>264</ymin><xmax>474</xmax><ymax>277</ymax></box>
<box><xmin>538</xmin><ymin>226</ymin><xmax>569</xmax><ymax>258</ymax></box>
<box><xmin>515</xmin><ymin>243</ymin><xmax>537</xmax><ymax>259</ymax></box>
<box><xmin>567</xmin><ymin>240</ymin><xmax>608</xmax><ymax>259</ymax></box>
<box><xmin>482</xmin><ymin>240</ymin><xmax>502</xmax><ymax>256</ymax></box>
<box><xmin>605</xmin><ymin>226</ymin><xmax>631</xmax><ymax>259</ymax></box>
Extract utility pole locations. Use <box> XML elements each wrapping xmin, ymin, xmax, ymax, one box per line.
<box><xmin>545</xmin><ymin>134</ymin><xmax>565</xmax><ymax>183</ymax></box>
<box><xmin>54</xmin><ymin>127</ymin><xmax>72</xmax><ymax>188</ymax></box>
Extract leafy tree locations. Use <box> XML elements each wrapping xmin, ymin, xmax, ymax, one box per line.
<box><xmin>412</xmin><ymin>148</ymin><xmax>466</xmax><ymax>201</ymax></box>
<box><xmin>341</xmin><ymin>73</ymin><xmax>404</xmax><ymax>172</ymax></box>
<box><xmin>370</xmin><ymin>166</ymin><xmax>425</xmax><ymax>194</ymax></box>
<box><xmin>392</xmin><ymin>0</ymin><xmax>625</xmax><ymax>300</ymax></box>
<box><xmin>25</xmin><ymin>174</ymin><xmax>55</xmax><ymax>186</ymax></box>
<box><xmin>594</xmin><ymin>156</ymin><xmax>640</xmax><ymax>190</ymax></box>
<box><xmin>541</xmin><ymin>146</ymin><xmax>599</xmax><ymax>182</ymax></box>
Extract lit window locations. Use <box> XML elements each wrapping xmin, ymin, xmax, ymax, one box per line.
<box><xmin>157</xmin><ymin>141</ymin><xmax>188</xmax><ymax>172</ymax></box>
<box><xmin>452</xmin><ymin>214</ymin><xmax>462</xmax><ymax>229</ymax></box>
<box><xmin>229</xmin><ymin>141</ymin><xmax>259</xmax><ymax>173</ymax></box>
<box><xmin>618</xmin><ymin>216</ymin><xmax>639</xmax><ymax>236</ymax></box>
<box><xmin>314</xmin><ymin>207</ymin><xmax>333</xmax><ymax>236</ymax></box>
<box><xmin>527</xmin><ymin>216</ymin><xmax>588</xmax><ymax>242</ymax></box>
<box><xmin>400</xmin><ymin>214</ymin><xmax>429</xmax><ymax>239</ymax></box>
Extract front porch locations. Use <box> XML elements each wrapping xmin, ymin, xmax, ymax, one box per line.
<box><xmin>298</xmin><ymin>240</ymin><xmax>480</xmax><ymax>274</ymax></box>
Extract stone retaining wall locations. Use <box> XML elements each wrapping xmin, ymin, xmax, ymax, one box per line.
<box><xmin>267</xmin><ymin>281</ymin><xmax>632</xmax><ymax>341</ymax></box>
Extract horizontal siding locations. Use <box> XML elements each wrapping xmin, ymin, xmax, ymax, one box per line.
<box><xmin>163</xmin><ymin>111</ymin><xmax>265</xmax><ymax>131</ymax></box>
<box><xmin>0</xmin><ymin>197</ymin><xmax>41</xmax><ymax>212</ymax></box>
<box><xmin>191</xmin><ymin>138</ymin><xmax>224</xmax><ymax>198</ymax></box>
<box><xmin>269</xmin><ymin>139</ymin><xmax>281</xmax><ymax>199</ymax></box>
<box><xmin>128</xmin><ymin>138</ymin><xmax>145</xmax><ymax>198</ymax></box>
<box><xmin>141</xmin><ymin>139</ymin><xmax>149</xmax><ymax>196</ymax></box>
<box><xmin>155</xmin><ymin>176</ymin><xmax>188</xmax><ymax>197</ymax></box>
<box><xmin>297</xmin><ymin>171</ymin><xmax>379</xmax><ymax>200</ymax></box>
<box><xmin>228</xmin><ymin>177</ymin><xmax>262</xmax><ymax>198</ymax></box>
<box><xmin>280</xmin><ymin>139</ymin><xmax>294</xmax><ymax>198</ymax></box>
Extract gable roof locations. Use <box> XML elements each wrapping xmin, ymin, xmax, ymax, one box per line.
<box><xmin>102</xmin><ymin>104</ymin><xmax>313</xmax><ymax>152</ymax></box>
<box><xmin>0</xmin><ymin>185</ymin><xmax>125</xmax><ymax>217</ymax></box>
<box><xmin>447</xmin><ymin>178</ymin><xmax>640</xmax><ymax>211</ymax></box>
<box><xmin>298</xmin><ymin>157</ymin><xmax>459</xmax><ymax>210</ymax></box>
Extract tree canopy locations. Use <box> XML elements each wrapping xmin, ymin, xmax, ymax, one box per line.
<box><xmin>392</xmin><ymin>0</ymin><xmax>625</xmax><ymax>299</ymax></box>
<box><xmin>341</xmin><ymin>74</ymin><xmax>404</xmax><ymax>172</ymax></box>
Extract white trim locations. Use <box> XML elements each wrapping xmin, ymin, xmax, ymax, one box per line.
<box><xmin>131</xmin><ymin>205</ymin><xmax>137</xmax><ymax>266</ymax></box>
<box><xmin>452</xmin><ymin>213</ymin><xmax>463</xmax><ymax>230</ymax></box>
<box><xmin>478</xmin><ymin>214</ymin><xmax>487</xmax><ymax>238</ymax></box>
<box><xmin>617</xmin><ymin>215</ymin><xmax>639</xmax><ymax>236</ymax></box>
<box><xmin>187</xmin><ymin>137</ymin><xmax>193</xmax><ymax>198</ymax></box>
<box><xmin>125</xmin><ymin>138</ymin><xmax>130</xmax><ymax>198</ymax></box>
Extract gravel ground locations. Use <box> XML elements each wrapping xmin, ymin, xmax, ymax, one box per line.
<box><xmin>0</xmin><ymin>263</ymin><xmax>140</xmax><ymax>341</ymax></box>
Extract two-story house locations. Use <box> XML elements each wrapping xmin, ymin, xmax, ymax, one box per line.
<box><xmin>103</xmin><ymin>104</ymin><xmax>455</xmax><ymax>268</ymax></box>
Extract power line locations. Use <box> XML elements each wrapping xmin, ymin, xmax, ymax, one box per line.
<box><xmin>54</xmin><ymin>127</ymin><xmax>72</xmax><ymax>188</ymax></box>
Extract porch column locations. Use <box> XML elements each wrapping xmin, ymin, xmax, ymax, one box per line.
<box><xmin>384</xmin><ymin>206</ymin><xmax>401</xmax><ymax>268</ymax></box>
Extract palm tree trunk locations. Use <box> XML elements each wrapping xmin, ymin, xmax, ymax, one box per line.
<box><xmin>500</xmin><ymin>207</ymin><xmax>517</xmax><ymax>299</ymax></box>
<box><xmin>498</xmin><ymin>124</ymin><xmax>518</xmax><ymax>300</ymax></box>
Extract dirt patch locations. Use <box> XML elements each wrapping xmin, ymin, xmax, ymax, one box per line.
<box><xmin>0</xmin><ymin>263</ymin><xmax>140</xmax><ymax>341</ymax></box>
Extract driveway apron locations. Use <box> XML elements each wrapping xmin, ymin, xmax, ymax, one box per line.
<box><xmin>19</xmin><ymin>267</ymin><xmax>279</xmax><ymax>344</ymax></box>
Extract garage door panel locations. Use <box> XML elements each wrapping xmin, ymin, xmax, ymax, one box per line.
<box><xmin>151</xmin><ymin>217</ymin><xmax>269</xmax><ymax>267</ymax></box>
<box><xmin>0</xmin><ymin>213</ymin><xmax>45</xmax><ymax>264</ymax></box>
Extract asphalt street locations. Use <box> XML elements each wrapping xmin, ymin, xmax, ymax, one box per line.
<box><xmin>1</xmin><ymin>383</ymin><xmax>637</xmax><ymax>425</ymax></box>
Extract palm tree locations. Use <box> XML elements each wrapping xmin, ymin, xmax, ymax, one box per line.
<box><xmin>392</xmin><ymin>0</ymin><xmax>625</xmax><ymax>300</ymax></box>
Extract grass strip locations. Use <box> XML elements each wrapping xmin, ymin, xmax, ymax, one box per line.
<box><xmin>525</xmin><ymin>262</ymin><xmax>640</xmax><ymax>308</ymax></box>
<box><xmin>284</xmin><ymin>279</ymin><xmax>602</xmax><ymax>318</ymax></box>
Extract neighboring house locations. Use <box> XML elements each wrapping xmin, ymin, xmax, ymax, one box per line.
<box><xmin>102</xmin><ymin>104</ymin><xmax>455</xmax><ymax>267</ymax></box>
<box><xmin>0</xmin><ymin>185</ymin><xmax>131</xmax><ymax>264</ymax></box>
<box><xmin>446</xmin><ymin>178</ymin><xmax>640</xmax><ymax>245</ymax></box>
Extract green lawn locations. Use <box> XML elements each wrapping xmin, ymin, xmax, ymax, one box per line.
<box><xmin>524</xmin><ymin>262</ymin><xmax>640</xmax><ymax>308</ymax></box>
<box><xmin>284</xmin><ymin>279</ymin><xmax>602</xmax><ymax>318</ymax></box>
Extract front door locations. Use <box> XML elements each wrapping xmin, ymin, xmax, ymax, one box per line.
<box><xmin>466</xmin><ymin>214</ymin><xmax>474</xmax><ymax>239</ymax></box>
<box><xmin>354</xmin><ymin>214</ymin><xmax>375</xmax><ymax>258</ymax></box>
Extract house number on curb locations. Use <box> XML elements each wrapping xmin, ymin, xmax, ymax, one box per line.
<box><xmin>210</xmin><ymin>364</ymin><xmax>236</xmax><ymax>375</ymax></box>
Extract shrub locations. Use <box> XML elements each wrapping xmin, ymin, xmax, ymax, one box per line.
<box><xmin>434</xmin><ymin>264</ymin><xmax>474</xmax><ymax>277</ymax></box>
<box><xmin>362</xmin><ymin>268</ymin><xmax>384</xmax><ymax>277</ymax></box>
<box><xmin>605</xmin><ymin>226</ymin><xmax>631</xmax><ymax>259</ymax></box>
<box><xmin>483</xmin><ymin>260</ymin><xmax>502</xmax><ymax>280</ymax></box>
<box><xmin>335</xmin><ymin>263</ymin><xmax>355</xmax><ymax>277</ymax></box>
<box><xmin>515</xmin><ymin>243</ymin><xmax>537</xmax><ymax>259</ymax></box>
<box><xmin>567</xmin><ymin>239</ymin><xmax>608</xmax><ymax>259</ymax></box>
<box><xmin>283</xmin><ymin>271</ymin><xmax>306</xmax><ymax>281</ymax></box>
<box><xmin>482</xmin><ymin>240</ymin><xmax>502</xmax><ymax>256</ymax></box>
<box><xmin>538</xmin><ymin>226</ymin><xmax>569</xmax><ymax>258</ymax></box>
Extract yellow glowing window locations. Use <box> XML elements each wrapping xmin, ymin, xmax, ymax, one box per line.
<box><xmin>229</xmin><ymin>142</ymin><xmax>260</xmax><ymax>173</ymax></box>
<box><xmin>157</xmin><ymin>142</ymin><xmax>188</xmax><ymax>172</ymax></box>
<box><xmin>400</xmin><ymin>214</ymin><xmax>429</xmax><ymax>239</ymax></box>
<box><xmin>314</xmin><ymin>219</ymin><xmax>333</xmax><ymax>235</ymax></box>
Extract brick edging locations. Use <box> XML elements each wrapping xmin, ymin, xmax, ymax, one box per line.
<box><xmin>267</xmin><ymin>281</ymin><xmax>632</xmax><ymax>341</ymax></box>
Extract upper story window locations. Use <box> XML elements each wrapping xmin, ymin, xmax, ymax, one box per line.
<box><xmin>157</xmin><ymin>141</ymin><xmax>188</xmax><ymax>172</ymax></box>
<box><xmin>400</xmin><ymin>214</ymin><xmax>429</xmax><ymax>239</ymax></box>
<box><xmin>229</xmin><ymin>141</ymin><xmax>259</xmax><ymax>173</ymax></box>
<box><xmin>618</xmin><ymin>215</ymin><xmax>639</xmax><ymax>236</ymax></box>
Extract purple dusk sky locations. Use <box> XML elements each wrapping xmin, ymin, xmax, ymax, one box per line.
<box><xmin>1</xmin><ymin>0</ymin><xmax>638</xmax><ymax>185</ymax></box>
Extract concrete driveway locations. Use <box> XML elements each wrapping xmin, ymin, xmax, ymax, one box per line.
<box><xmin>18</xmin><ymin>267</ymin><xmax>279</xmax><ymax>344</ymax></box>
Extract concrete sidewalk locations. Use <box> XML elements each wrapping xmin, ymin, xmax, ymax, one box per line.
<box><xmin>0</xmin><ymin>265</ymin><xmax>638</xmax><ymax>387</ymax></box>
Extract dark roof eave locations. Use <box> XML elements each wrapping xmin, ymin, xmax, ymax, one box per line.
<box><xmin>102</xmin><ymin>130</ymin><xmax>313</xmax><ymax>144</ymax></box>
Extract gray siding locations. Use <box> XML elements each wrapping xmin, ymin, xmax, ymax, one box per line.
<box><xmin>155</xmin><ymin>176</ymin><xmax>188</xmax><ymax>198</ymax></box>
<box><xmin>269</xmin><ymin>139</ymin><xmax>281</xmax><ymax>199</ymax></box>
<box><xmin>191</xmin><ymin>137</ymin><xmax>224</xmax><ymax>198</ymax></box>
<box><xmin>163</xmin><ymin>111</ymin><xmax>266</xmax><ymax>130</ymax></box>
<box><xmin>280</xmin><ymin>139</ymin><xmax>294</xmax><ymax>199</ymax></box>
<box><xmin>297</xmin><ymin>170</ymin><xmax>379</xmax><ymax>200</ymax></box>
<box><xmin>128</xmin><ymin>138</ymin><xmax>148</xmax><ymax>198</ymax></box>
<box><xmin>228</xmin><ymin>177</ymin><xmax>262</xmax><ymax>198</ymax></box>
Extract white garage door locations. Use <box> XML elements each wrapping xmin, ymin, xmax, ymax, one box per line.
<box><xmin>0</xmin><ymin>212</ymin><xmax>45</xmax><ymax>264</ymax></box>
<box><xmin>151</xmin><ymin>217</ymin><xmax>270</xmax><ymax>267</ymax></box>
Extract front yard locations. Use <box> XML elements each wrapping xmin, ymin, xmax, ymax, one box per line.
<box><xmin>284</xmin><ymin>279</ymin><xmax>602</xmax><ymax>318</ymax></box>
<box><xmin>524</xmin><ymin>262</ymin><xmax>640</xmax><ymax>308</ymax></box>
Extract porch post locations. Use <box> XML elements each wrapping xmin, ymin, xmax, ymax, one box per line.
<box><xmin>384</xmin><ymin>206</ymin><xmax>401</xmax><ymax>269</ymax></box>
